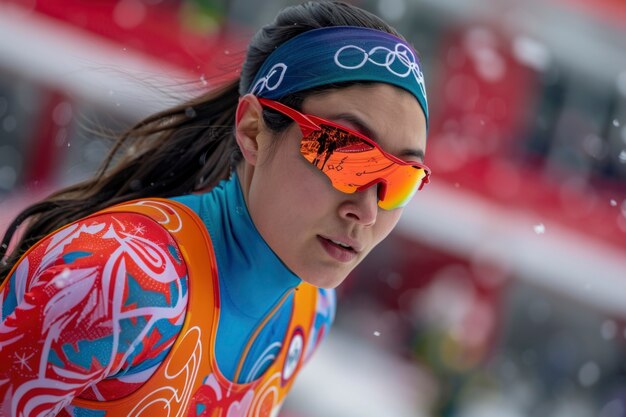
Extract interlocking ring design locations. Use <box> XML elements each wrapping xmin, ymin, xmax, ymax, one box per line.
<box><xmin>334</xmin><ymin>43</ymin><xmax>427</xmax><ymax>102</ymax></box>
<box><xmin>251</xmin><ymin>63</ymin><xmax>288</xmax><ymax>96</ymax></box>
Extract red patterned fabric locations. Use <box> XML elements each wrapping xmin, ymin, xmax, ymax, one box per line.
<box><xmin>0</xmin><ymin>212</ymin><xmax>188</xmax><ymax>416</ymax></box>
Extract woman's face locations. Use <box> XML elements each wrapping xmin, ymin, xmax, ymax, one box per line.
<box><xmin>239</xmin><ymin>84</ymin><xmax>427</xmax><ymax>288</ymax></box>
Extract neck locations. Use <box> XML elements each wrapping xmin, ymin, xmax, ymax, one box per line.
<box><xmin>235</xmin><ymin>163</ymin><xmax>253</xmax><ymax>208</ymax></box>
<box><xmin>209</xmin><ymin>171</ymin><xmax>301</xmax><ymax>318</ymax></box>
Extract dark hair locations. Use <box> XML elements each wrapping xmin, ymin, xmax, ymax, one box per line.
<box><xmin>0</xmin><ymin>1</ymin><xmax>402</xmax><ymax>280</ymax></box>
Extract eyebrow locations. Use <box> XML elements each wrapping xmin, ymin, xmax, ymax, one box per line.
<box><xmin>331</xmin><ymin>112</ymin><xmax>425</xmax><ymax>161</ymax></box>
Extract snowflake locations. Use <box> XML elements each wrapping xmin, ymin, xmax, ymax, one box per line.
<box><xmin>130</xmin><ymin>224</ymin><xmax>146</xmax><ymax>236</ymax></box>
<box><xmin>15</xmin><ymin>351</ymin><xmax>34</xmax><ymax>371</ymax></box>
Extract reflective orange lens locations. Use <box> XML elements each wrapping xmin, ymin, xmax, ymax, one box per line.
<box><xmin>258</xmin><ymin>98</ymin><xmax>430</xmax><ymax>210</ymax></box>
<box><xmin>300</xmin><ymin>124</ymin><xmax>429</xmax><ymax>210</ymax></box>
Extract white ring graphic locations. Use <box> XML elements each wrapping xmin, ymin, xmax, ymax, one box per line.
<box><xmin>334</xmin><ymin>43</ymin><xmax>427</xmax><ymax>103</ymax></box>
<box><xmin>251</xmin><ymin>63</ymin><xmax>288</xmax><ymax>96</ymax></box>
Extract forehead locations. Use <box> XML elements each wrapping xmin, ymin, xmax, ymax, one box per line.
<box><xmin>300</xmin><ymin>84</ymin><xmax>427</xmax><ymax>160</ymax></box>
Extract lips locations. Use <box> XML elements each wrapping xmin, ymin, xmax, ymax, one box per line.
<box><xmin>317</xmin><ymin>235</ymin><xmax>361</xmax><ymax>263</ymax></box>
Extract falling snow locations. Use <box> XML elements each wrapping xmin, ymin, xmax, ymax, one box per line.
<box><xmin>601</xmin><ymin>320</ymin><xmax>617</xmax><ymax>340</ymax></box>
<box><xmin>185</xmin><ymin>107</ymin><xmax>197</xmax><ymax>118</ymax></box>
<box><xmin>533</xmin><ymin>223</ymin><xmax>545</xmax><ymax>234</ymax></box>
<box><xmin>578</xmin><ymin>361</ymin><xmax>600</xmax><ymax>387</ymax></box>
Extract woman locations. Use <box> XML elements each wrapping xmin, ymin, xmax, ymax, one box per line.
<box><xmin>0</xmin><ymin>1</ymin><xmax>430</xmax><ymax>416</ymax></box>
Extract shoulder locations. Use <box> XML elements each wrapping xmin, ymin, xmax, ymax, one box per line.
<box><xmin>2</xmin><ymin>210</ymin><xmax>188</xmax><ymax>318</ymax></box>
<box><xmin>0</xmin><ymin>211</ymin><xmax>191</xmax><ymax>405</ymax></box>
<box><xmin>38</xmin><ymin>210</ymin><xmax>185</xmax><ymax>273</ymax></box>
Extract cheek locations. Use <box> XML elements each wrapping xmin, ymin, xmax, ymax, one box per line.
<box><xmin>372</xmin><ymin>209</ymin><xmax>403</xmax><ymax>246</ymax></box>
<box><xmin>264</xmin><ymin>136</ymin><xmax>332</xmax><ymax>209</ymax></box>
<box><xmin>248</xmin><ymin>139</ymin><xmax>329</xmax><ymax>239</ymax></box>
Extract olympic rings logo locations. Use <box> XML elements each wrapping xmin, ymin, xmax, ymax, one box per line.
<box><xmin>334</xmin><ymin>43</ymin><xmax>427</xmax><ymax>101</ymax></box>
<box><xmin>251</xmin><ymin>63</ymin><xmax>288</xmax><ymax>96</ymax></box>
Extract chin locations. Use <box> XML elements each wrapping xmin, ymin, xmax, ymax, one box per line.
<box><xmin>299</xmin><ymin>269</ymin><xmax>351</xmax><ymax>289</ymax></box>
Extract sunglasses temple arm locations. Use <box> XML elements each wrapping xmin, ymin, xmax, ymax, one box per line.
<box><xmin>418</xmin><ymin>172</ymin><xmax>431</xmax><ymax>190</ymax></box>
<box><xmin>258</xmin><ymin>98</ymin><xmax>320</xmax><ymax>131</ymax></box>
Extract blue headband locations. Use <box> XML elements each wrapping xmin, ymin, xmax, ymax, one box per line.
<box><xmin>248</xmin><ymin>26</ymin><xmax>429</xmax><ymax>125</ymax></box>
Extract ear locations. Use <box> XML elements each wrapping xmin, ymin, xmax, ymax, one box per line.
<box><xmin>235</xmin><ymin>94</ymin><xmax>264</xmax><ymax>166</ymax></box>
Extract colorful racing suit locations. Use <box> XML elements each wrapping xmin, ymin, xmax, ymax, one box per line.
<box><xmin>0</xmin><ymin>175</ymin><xmax>335</xmax><ymax>416</ymax></box>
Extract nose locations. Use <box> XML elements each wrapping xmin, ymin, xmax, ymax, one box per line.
<box><xmin>338</xmin><ymin>185</ymin><xmax>378</xmax><ymax>226</ymax></box>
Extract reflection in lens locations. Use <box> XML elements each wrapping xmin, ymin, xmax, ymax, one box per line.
<box><xmin>300</xmin><ymin>125</ymin><xmax>428</xmax><ymax>210</ymax></box>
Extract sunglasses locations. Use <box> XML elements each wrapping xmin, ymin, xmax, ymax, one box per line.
<box><xmin>258</xmin><ymin>98</ymin><xmax>431</xmax><ymax>210</ymax></box>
